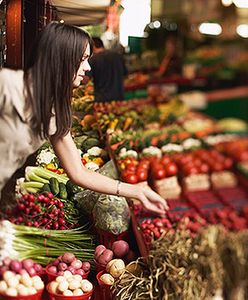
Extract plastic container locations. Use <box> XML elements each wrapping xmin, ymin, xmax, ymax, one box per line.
<box><xmin>0</xmin><ymin>289</ymin><xmax>43</xmax><ymax>300</ymax></box>
<box><xmin>96</xmin><ymin>270</ymin><xmax>113</xmax><ymax>300</ymax></box>
<box><xmin>46</xmin><ymin>284</ymin><xmax>93</xmax><ymax>300</ymax></box>
<box><xmin>94</xmin><ymin>260</ymin><xmax>106</xmax><ymax>274</ymax></box>
<box><xmin>45</xmin><ymin>265</ymin><xmax>89</xmax><ymax>283</ymax></box>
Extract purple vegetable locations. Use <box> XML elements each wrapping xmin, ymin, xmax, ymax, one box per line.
<box><xmin>58</xmin><ymin>262</ymin><xmax>67</xmax><ymax>271</ymax></box>
<box><xmin>27</xmin><ymin>267</ymin><xmax>36</xmax><ymax>277</ymax></box>
<box><xmin>47</xmin><ymin>266</ymin><xmax>57</xmax><ymax>274</ymax></box>
<box><xmin>67</xmin><ymin>266</ymin><xmax>76</xmax><ymax>274</ymax></box>
<box><xmin>10</xmin><ymin>260</ymin><xmax>22</xmax><ymax>273</ymax></box>
<box><xmin>0</xmin><ymin>266</ymin><xmax>8</xmax><ymax>277</ymax></box>
<box><xmin>62</xmin><ymin>253</ymin><xmax>75</xmax><ymax>264</ymax></box>
<box><xmin>19</xmin><ymin>269</ymin><xmax>28</xmax><ymax>275</ymax></box>
<box><xmin>70</xmin><ymin>259</ymin><xmax>82</xmax><ymax>270</ymax></box>
<box><xmin>82</xmin><ymin>262</ymin><xmax>91</xmax><ymax>272</ymax></box>
<box><xmin>2</xmin><ymin>257</ymin><xmax>11</xmax><ymax>266</ymax></box>
<box><xmin>75</xmin><ymin>269</ymin><xmax>85</xmax><ymax>276</ymax></box>
<box><xmin>52</xmin><ymin>259</ymin><xmax>60</xmax><ymax>266</ymax></box>
<box><xmin>34</xmin><ymin>263</ymin><xmax>43</xmax><ymax>273</ymax></box>
<box><xmin>22</xmin><ymin>259</ymin><xmax>34</xmax><ymax>270</ymax></box>
<box><xmin>57</xmin><ymin>270</ymin><xmax>64</xmax><ymax>276</ymax></box>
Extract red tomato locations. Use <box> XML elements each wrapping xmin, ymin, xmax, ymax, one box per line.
<box><xmin>223</xmin><ymin>157</ymin><xmax>233</xmax><ymax>169</ymax></box>
<box><xmin>184</xmin><ymin>165</ymin><xmax>198</xmax><ymax>176</ymax></box>
<box><xmin>136</xmin><ymin>169</ymin><xmax>148</xmax><ymax>182</ymax></box>
<box><xmin>211</xmin><ymin>162</ymin><xmax>223</xmax><ymax>172</ymax></box>
<box><xmin>165</xmin><ymin>162</ymin><xmax>178</xmax><ymax>176</ymax></box>
<box><xmin>152</xmin><ymin>167</ymin><xmax>166</xmax><ymax>179</ymax></box>
<box><xmin>139</xmin><ymin>160</ymin><xmax>150</xmax><ymax>170</ymax></box>
<box><xmin>199</xmin><ymin>163</ymin><xmax>209</xmax><ymax>173</ymax></box>
<box><xmin>122</xmin><ymin>173</ymin><xmax>138</xmax><ymax>184</ymax></box>
<box><xmin>126</xmin><ymin>163</ymin><xmax>137</xmax><ymax>172</ymax></box>
<box><xmin>193</xmin><ymin>159</ymin><xmax>202</xmax><ymax>167</ymax></box>
<box><xmin>161</xmin><ymin>156</ymin><xmax>171</xmax><ymax>166</ymax></box>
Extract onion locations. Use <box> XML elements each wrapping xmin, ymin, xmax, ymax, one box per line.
<box><xmin>75</xmin><ymin>269</ymin><xmax>85</xmax><ymax>276</ymax></box>
<box><xmin>73</xmin><ymin>288</ymin><xmax>83</xmax><ymax>296</ymax></box>
<box><xmin>63</xmin><ymin>290</ymin><xmax>73</xmax><ymax>296</ymax></box>
<box><xmin>58</xmin><ymin>281</ymin><xmax>69</xmax><ymax>292</ymax></box>
<box><xmin>82</xmin><ymin>262</ymin><xmax>91</xmax><ymax>272</ymax></box>
<box><xmin>70</xmin><ymin>259</ymin><xmax>82</xmax><ymax>270</ymax></box>
<box><xmin>33</xmin><ymin>264</ymin><xmax>43</xmax><ymax>274</ymax></box>
<box><xmin>68</xmin><ymin>279</ymin><xmax>81</xmax><ymax>290</ymax></box>
<box><xmin>0</xmin><ymin>266</ymin><xmax>9</xmax><ymax>277</ymax></box>
<box><xmin>0</xmin><ymin>280</ymin><xmax>8</xmax><ymax>293</ymax></box>
<box><xmin>58</xmin><ymin>262</ymin><xmax>67</xmax><ymax>271</ymax></box>
<box><xmin>6</xmin><ymin>287</ymin><xmax>18</xmax><ymax>296</ymax></box>
<box><xmin>3</xmin><ymin>271</ymin><xmax>15</xmax><ymax>281</ymax></box>
<box><xmin>52</xmin><ymin>259</ymin><xmax>60</xmax><ymax>266</ymax></box>
<box><xmin>67</xmin><ymin>266</ymin><xmax>76</xmax><ymax>275</ymax></box>
<box><xmin>62</xmin><ymin>253</ymin><xmax>75</xmax><ymax>264</ymax></box>
<box><xmin>27</xmin><ymin>267</ymin><xmax>36</xmax><ymax>277</ymax></box>
<box><xmin>57</xmin><ymin>271</ymin><xmax>64</xmax><ymax>276</ymax></box>
<box><xmin>81</xmin><ymin>279</ymin><xmax>93</xmax><ymax>292</ymax></box>
<box><xmin>2</xmin><ymin>257</ymin><xmax>11</xmax><ymax>267</ymax></box>
<box><xmin>9</xmin><ymin>260</ymin><xmax>22</xmax><ymax>273</ymax></box>
<box><xmin>22</xmin><ymin>259</ymin><xmax>34</xmax><ymax>270</ymax></box>
<box><xmin>19</xmin><ymin>269</ymin><xmax>28</xmax><ymax>276</ymax></box>
<box><xmin>47</xmin><ymin>266</ymin><xmax>57</xmax><ymax>274</ymax></box>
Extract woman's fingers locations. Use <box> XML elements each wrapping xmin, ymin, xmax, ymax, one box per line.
<box><xmin>144</xmin><ymin>188</ymin><xmax>169</xmax><ymax>210</ymax></box>
<box><xmin>139</xmin><ymin>195</ymin><xmax>166</xmax><ymax>217</ymax></box>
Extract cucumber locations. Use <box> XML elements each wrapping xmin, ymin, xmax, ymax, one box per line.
<box><xmin>59</xmin><ymin>182</ymin><xmax>68</xmax><ymax>200</ymax></box>
<box><xmin>40</xmin><ymin>183</ymin><xmax>51</xmax><ymax>193</ymax></box>
<box><xmin>49</xmin><ymin>177</ymin><xmax>60</xmax><ymax>195</ymax></box>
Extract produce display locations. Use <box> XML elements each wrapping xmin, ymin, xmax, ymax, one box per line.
<box><xmin>1</xmin><ymin>79</ymin><xmax>248</xmax><ymax>300</ymax></box>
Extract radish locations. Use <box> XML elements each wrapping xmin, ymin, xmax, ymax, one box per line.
<box><xmin>112</xmin><ymin>240</ymin><xmax>129</xmax><ymax>258</ymax></box>
<box><xmin>9</xmin><ymin>260</ymin><xmax>22</xmax><ymax>273</ymax></box>
<box><xmin>62</xmin><ymin>253</ymin><xmax>75</xmax><ymax>264</ymax></box>
<box><xmin>22</xmin><ymin>259</ymin><xmax>34</xmax><ymax>270</ymax></box>
<box><xmin>82</xmin><ymin>262</ymin><xmax>91</xmax><ymax>272</ymax></box>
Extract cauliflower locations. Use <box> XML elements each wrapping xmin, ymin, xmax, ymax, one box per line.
<box><xmin>85</xmin><ymin>162</ymin><xmax>100</xmax><ymax>171</ymax></box>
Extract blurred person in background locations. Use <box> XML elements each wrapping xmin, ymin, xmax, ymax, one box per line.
<box><xmin>87</xmin><ymin>37</ymin><xmax>127</xmax><ymax>102</ymax></box>
<box><xmin>155</xmin><ymin>36</ymin><xmax>182</xmax><ymax>78</ymax></box>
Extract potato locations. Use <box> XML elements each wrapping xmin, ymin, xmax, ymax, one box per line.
<box><xmin>97</xmin><ymin>249</ymin><xmax>114</xmax><ymax>266</ymax></box>
<box><xmin>112</xmin><ymin>240</ymin><xmax>129</xmax><ymax>258</ymax></box>
<box><xmin>99</xmin><ymin>273</ymin><xmax>114</xmax><ymax>285</ymax></box>
<box><xmin>108</xmin><ymin>259</ymin><xmax>125</xmax><ymax>278</ymax></box>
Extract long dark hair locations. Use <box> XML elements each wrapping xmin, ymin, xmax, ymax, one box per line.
<box><xmin>24</xmin><ymin>22</ymin><xmax>92</xmax><ymax>139</ymax></box>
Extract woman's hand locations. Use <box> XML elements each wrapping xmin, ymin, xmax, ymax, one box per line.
<box><xmin>132</xmin><ymin>184</ymin><xmax>169</xmax><ymax>217</ymax></box>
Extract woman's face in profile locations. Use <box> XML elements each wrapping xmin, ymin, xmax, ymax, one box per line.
<box><xmin>73</xmin><ymin>43</ymin><xmax>91</xmax><ymax>87</ymax></box>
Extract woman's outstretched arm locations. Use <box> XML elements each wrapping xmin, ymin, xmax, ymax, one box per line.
<box><xmin>50</xmin><ymin>132</ymin><xmax>168</xmax><ymax>217</ymax></box>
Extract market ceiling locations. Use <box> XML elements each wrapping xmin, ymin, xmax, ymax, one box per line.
<box><xmin>50</xmin><ymin>0</ymin><xmax>111</xmax><ymax>26</ymax></box>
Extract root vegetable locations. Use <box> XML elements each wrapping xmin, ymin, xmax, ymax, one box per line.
<box><xmin>100</xmin><ymin>273</ymin><xmax>115</xmax><ymax>285</ymax></box>
<box><xmin>48</xmin><ymin>282</ymin><xmax>58</xmax><ymax>294</ymax></box>
<box><xmin>17</xmin><ymin>285</ymin><xmax>29</xmax><ymax>296</ymax></box>
<box><xmin>73</xmin><ymin>275</ymin><xmax>82</xmax><ymax>282</ymax></box>
<box><xmin>62</xmin><ymin>253</ymin><xmax>75</xmax><ymax>264</ymax></box>
<box><xmin>68</xmin><ymin>279</ymin><xmax>81</xmax><ymax>290</ymax></box>
<box><xmin>63</xmin><ymin>290</ymin><xmax>73</xmax><ymax>296</ymax></box>
<box><xmin>67</xmin><ymin>266</ymin><xmax>76</xmax><ymax>274</ymax></box>
<box><xmin>112</xmin><ymin>240</ymin><xmax>129</xmax><ymax>258</ymax></box>
<box><xmin>22</xmin><ymin>259</ymin><xmax>34</xmax><ymax>270</ymax></box>
<box><xmin>6</xmin><ymin>287</ymin><xmax>17</xmax><ymax>296</ymax></box>
<box><xmin>0</xmin><ymin>281</ymin><xmax>7</xmax><ymax>293</ymax></box>
<box><xmin>73</xmin><ymin>288</ymin><xmax>84</xmax><ymax>296</ymax></box>
<box><xmin>108</xmin><ymin>259</ymin><xmax>125</xmax><ymax>278</ymax></box>
<box><xmin>28</xmin><ymin>287</ymin><xmax>36</xmax><ymax>295</ymax></box>
<box><xmin>81</xmin><ymin>279</ymin><xmax>93</xmax><ymax>292</ymax></box>
<box><xmin>3</xmin><ymin>271</ymin><xmax>15</xmax><ymax>281</ymax></box>
<box><xmin>47</xmin><ymin>265</ymin><xmax>57</xmax><ymax>274</ymax></box>
<box><xmin>82</xmin><ymin>262</ymin><xmax>91</xmax><ymax>272</ymax></box>
<box><xmin>33</xmin><ymin>280</ymin><xmax>44</xmax><ymax>290</ymax></box>
<box><xmin>75</xmin><ymin>269</ymin><xmax>85</xmax><ymax>276</ymax></box>
<box><xmin>56</xmin><ymin>276</ymin><xmax>66</xmax><ymax>283</ymax></box>
<box><xmin>58</xmin><ymin>281</ymin><xmax>69</xmax><ymax>293</ymax></box>
<box><xmin>64</xmin><ymin>271</ymin><xmax>73</xmax><ymax>278</ymax></box>
<box><xmin>97</xmin><ymin>249</ymin><xmax>114</xmax><ymax>266</ymax></box>
<box><xmin>9</xmin><ymin>260</ymin><xmax>22</xmax><ymax>273</ymax></box>
<box><xmin>58</xmin><ymin>262</ymin><xmax>67</xmax><ymax>271</ymax></box>
<box><xmin>6</xmin><ymin>277</ymin><xmax>19</xmax><ymax>288</ymax></box>
<box><xmin>70</xmin><ymin>259</ymin><xmax>82</xmax><ymax>270</ymax></box>
<box><xmin>94</xmin><ymin>245</ymin><xmax>106</xmax><ymax>260</ymax></box>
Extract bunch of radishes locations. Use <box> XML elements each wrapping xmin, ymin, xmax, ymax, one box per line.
<box><xmin>94</xmin><ymin>240</ymin><xmax>129</xmax><ymax>268</ymax></box>
<box><xmin>8</xmin><ymin>193</ymin><xmax>76</xmax><ymax>230</ymax></box>
<box><xmin>46</xmin><ymin>252</ymin><xmax>91</xmax><ymax>277</ymax></box>
<box><xmin>0</xmin><ymin>258</ymin><xmax>43</xmax><ymax>278</ymax></box>
<box><xmin>0</xmin><ymin>271</ymin><xmax>44</xmax><ymax>297</ymax></box>
<box><xmin>47</xmin><ymin>272</ymin><xmax>93</xmax><ymax>297</ymax></box>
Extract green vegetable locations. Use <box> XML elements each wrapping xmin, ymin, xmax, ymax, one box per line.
<box><xmin>82</xmin><ymin>138</ymin><xmax>100</xmax><ymax>152</ymax></box>
<box><xmin>40</xmin><ymin>183</ymin><xmax>51</xmax><ymax>193</ymax></box>
<box><xmin>66</xmin><ymin>180</ymin><xmax>83</xmax><ymax>198</ymax></box>
<box><xmin>59</xmin><ymin>182</ymin><xmax>68</xmax><ymax>199</ymax></box>
<box><xmin>16</xmin><ymin>179</ymin><xmax>44</xmax><ymax>194</ymax></box>
<box><xmin>25</xmin><ymin>166</ymin><xmax>68</xmax><ymax>185</ymax></box>
<box><xmin>49</xmin><ymin>177</ymin><xmax>60</xmax><ymax>195</ymax></box>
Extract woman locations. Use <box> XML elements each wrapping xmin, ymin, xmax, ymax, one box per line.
<box><xmin>0</xmin><ymin>22</ymin><xmax>168</xmax><ymax>216</ymax></box>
